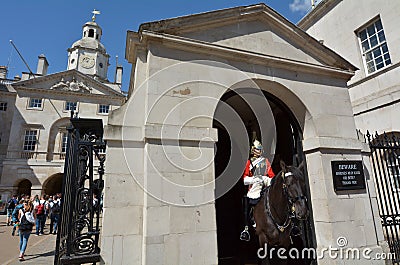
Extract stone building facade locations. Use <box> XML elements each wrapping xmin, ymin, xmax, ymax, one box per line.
<box><xmin>298</xmin><ymin>1</ymin><xmax>400</xmax><ymax>263</ymax></box>
<box><xmin>299</xmin><ymin>0</ymin><xmax>400</xmax><ymax>135</ymax></box>
<box><xmin>101</xmin><ymin>4</ymin><xmax>386</xmax><ymax>264</ymax></box>
<box><xmin>0</xmin><ymin>16</ymin><xmax>125</xmax><ymax>200</ymax></box>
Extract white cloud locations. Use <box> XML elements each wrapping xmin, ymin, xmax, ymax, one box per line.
<box><xmin>289</xmin><ymin>0</ymin><xmax>312</xmax><ymax>13</ymax></box>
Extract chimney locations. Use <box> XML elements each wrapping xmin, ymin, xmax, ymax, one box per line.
<box><xmin>36</xmin><ymin>54</ymin><xmax>49</xmax><ymax>75</ymax></box>
<box><xmin>115</xmin><ymin>65</ymin><xmax>123</xmax><ymax>85</ymax></box>
<box><xmin>0</xmin><ymin>66</ymin><xmax>8</xmax><ymax>79</ymax></box>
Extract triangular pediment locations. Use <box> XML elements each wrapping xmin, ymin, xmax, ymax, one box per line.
<box><xmin>13</xmin><ymin>69</ymin><xmax>125</xmax><ymax>98</ymax></box>
<box><xmin>139</xmin><ymin>3</ymin><xmax>356</xmax><ymax>71</ymax></box>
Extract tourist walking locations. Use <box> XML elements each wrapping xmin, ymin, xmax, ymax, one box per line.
<box><xmin>34</xmin><ymin>195</ymin><xmax>46</xmax><ymax>235</ymax></box>
<box><xmin>11</xmin><ymin>199</ymin><xmax>25</xmax><ymax>236</ymax></box>
<box><xmin>18</xmin><ymin>200</ymin><xmax>35</xmax><ymax>261</ymax></box>
<box><xmin>49</xmin><ymin>195</ymin><xmax>61</xmax><ymax>234</ymax></box>
<box><xmin>6</xmin><ymin>195</ymin><xmax>18</xmax><ymax>225</ymax></box>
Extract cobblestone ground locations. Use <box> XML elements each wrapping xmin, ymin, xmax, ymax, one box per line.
<box><xmin>0</xmin><ymin>214</ymin><xmax>56</xmax><ymax>265</ymax></box>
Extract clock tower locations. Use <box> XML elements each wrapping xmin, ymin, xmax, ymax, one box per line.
<box><xmin>67</xmin><ymin>10</ymin><xmax>110</xmax><ymax>80</ymax></box>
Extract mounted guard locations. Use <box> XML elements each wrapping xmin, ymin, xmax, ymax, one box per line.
<box><xmin>240</xmin><ymin>140</ymin><xmax>275</xmax><ymax>241</ymax></box>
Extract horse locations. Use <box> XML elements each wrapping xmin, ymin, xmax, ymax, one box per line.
<box><xmin>253</xmin><ymin>161</ymin><xmax>309</xmax><ymax>264</ymax></box>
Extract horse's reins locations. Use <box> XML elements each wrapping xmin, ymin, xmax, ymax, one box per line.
<box><xmin>265</xmin><ymin>171</ymin><xmax>307</xmax><ymax>233</ymax></box>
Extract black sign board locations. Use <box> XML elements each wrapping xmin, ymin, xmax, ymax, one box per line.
<box><xmin>331</xmin><ymin>160</ymin><xmax>366</xmax><ymax>191</ymax></box>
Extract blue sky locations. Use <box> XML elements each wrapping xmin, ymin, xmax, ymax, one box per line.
<box><xmin>1</xmin><ymin>0</ymin><xmax>316</xmax><ymax>92</ymax></box>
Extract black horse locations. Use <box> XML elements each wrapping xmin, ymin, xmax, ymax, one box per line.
<box><xmin>253</xmin><ymin>161</ymin><xmax>309</xmax><ymax>264</ymax></box>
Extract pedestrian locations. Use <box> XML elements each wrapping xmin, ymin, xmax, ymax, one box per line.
<box><xmin>6</xmin><ymin>195</ymin><xmax>18</xmax><ymax>226</ymax></box>
<box><xmin>33</xmin><ymin>195</ymin><xmax>46</xmax><ymax>235</ymax></box>
<box><xmin>49</xmin><ymin>195</ymin><xmax>61</xmax><ymax>234</ymax></box>
<box><xmin>18</xmin><ymin>200</ymin><xmax>35</xmax><ymax>261</ymax></box>
<box><xmin>11</xmin><ymin>199</ymin><xmax>25</xmax><ymax>236</ymax></box>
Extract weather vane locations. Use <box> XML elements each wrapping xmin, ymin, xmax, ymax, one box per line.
<box><xmin>92</xmin><ymin>9</ymin><xmax>101</xmax><ymax>22</ymax></box>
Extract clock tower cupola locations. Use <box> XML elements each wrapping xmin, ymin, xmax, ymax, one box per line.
<box><xmin>67</xmin><ymin>10</ymin><xmax>110</xmax><ymax>80</ymax></box>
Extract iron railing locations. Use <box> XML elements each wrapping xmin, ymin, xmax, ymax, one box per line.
<box><xmin>367</xmin><ymin>131</ymin><xmax>400</xmax><ymax>264</ymax></box>
<box><xmin>54</xmin><ymin>117</ymin><xmax>105</xmax><ymax>265</ymax></box>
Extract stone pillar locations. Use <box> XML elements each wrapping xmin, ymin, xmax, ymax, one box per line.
<box><xmin>303</xmin><ymin>136</ymin><xmax>386</xmax><ymax>264</ymax></box>
<box><xmin>142</xmin><ymin>125</ymin><xmax>218</xmax><ymax>264</ymax></box>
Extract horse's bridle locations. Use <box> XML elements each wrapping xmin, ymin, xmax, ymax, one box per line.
<box><xmin>265</xmin><ymin>171</ymin><xmax>307</xmax><ymax>233</ymax></box>
<box><xmin>282</xmin><ymin>172</ymin><xmax>308</xmax><ymax>208</ymax></box>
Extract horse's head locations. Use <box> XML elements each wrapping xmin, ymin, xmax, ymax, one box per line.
<box><xmin>280</xmin><ymin>161</ymin><xmax>309</xmax><ymax>220</ymax></box>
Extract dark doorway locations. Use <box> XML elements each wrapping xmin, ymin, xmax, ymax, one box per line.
<box><xmin>213</xmin><ymin>88</ymin><xmax>315</xmax><ymax>265</ymax></box>
<box><xmin>17</xmin><ymin>179</ymin><xmax>32</xmax><ymax>197</ymax></box>
<box><xmin>43</xmin><ymin>173</ymin><xmax>63</xmax><ymax>195</ymax></box>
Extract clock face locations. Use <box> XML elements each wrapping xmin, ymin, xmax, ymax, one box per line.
<box><xmin>80</xmin><ymin>55</ymin><xmax>95</xmax><ymax>69</ymax></box>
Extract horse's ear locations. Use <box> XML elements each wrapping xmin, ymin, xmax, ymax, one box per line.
<box><xmin>280</xmin><ymin>160</ymin><xmax>287</xmax><ymax>172</ymax></box>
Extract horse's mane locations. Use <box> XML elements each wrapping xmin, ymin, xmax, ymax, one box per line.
<box><xmin>269</xmin><ymin>165</ymin><xmax>305</xmax><ymax>187</ymax></box>
<box><xmin>270</xmin><ymin>170</ymin><xmax>281</xmax><ymax>186</ymax></box>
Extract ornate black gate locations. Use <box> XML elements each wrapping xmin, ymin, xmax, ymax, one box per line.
<box><xmin>367</xmin><ymin>131</ymin><xmax>400</xmax><ymax>264</ymax></box>
<box><xmin>54</xmin><ymin>116</ymin><xmax>105</xmax><ymax>265</ymax></box>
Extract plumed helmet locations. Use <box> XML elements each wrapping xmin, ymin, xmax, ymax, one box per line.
<box><xmin>253</xmin><ymin>139</ymin><xmax>263</xmax><ymax>150</ymax></box>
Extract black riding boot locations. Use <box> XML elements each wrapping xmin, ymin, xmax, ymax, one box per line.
<box><xmin>240</xmin><ymin>196</ymin><xmax>251</xmax><ymax>241</ymax></box>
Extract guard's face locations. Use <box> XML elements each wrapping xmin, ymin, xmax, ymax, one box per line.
<box><xmin>253</xmin><ymin>148</ymin><xmax>262</xmax><ymax>157</ymax></box>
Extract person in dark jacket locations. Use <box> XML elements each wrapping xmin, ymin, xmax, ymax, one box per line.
<box><xmin>11</xmin><ymin>199</ymin><xmax>25</xmax><ymax>236</ymax></box>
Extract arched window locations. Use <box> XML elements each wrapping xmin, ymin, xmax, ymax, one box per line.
<box><xmin>88</xmin><ymin>29</ymin><xmax>95</xmax><ymax>38</ymax></box>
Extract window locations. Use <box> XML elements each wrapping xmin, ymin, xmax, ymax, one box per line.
<box><xmin>0</xmin><ymin>102</ymin><xmax>7</xmax><ymax>111</ymax></box>
<box><xmin>358</xmin><ymin>18</ymin><xmax>391</xmax><ymax>74</ymax></box>
<box><xmin>28</xmin><ymin>98</ymin><xmax>43</xmax><ymax>109</ymax></box>
<box><xmin>64</xmin><ymin>101</ymin><xmax>77</xmax><ymax>112</ymax></box>
<box><xmin>23</xmin><ymin>130</ymin><xmax>38</xmax><ymax>151</ymax></box>
<box><xmin>98</xmin><ymin>104</ymin><xmax>110</xmax><ymax>114</ymax></box>
<box><xmin>89</xmin><ymin>29</ymin><xmax>94</xmax><ymax>38</ymax></box>
<box><xmin>387</xmin><ymin>153</ymin><xmax>400</xmax><ymax>190</ymax></box>
<box><xmin>61</xmin><ymin>132</ymin><xmax>68</xmax><ymax>153</ymax></box>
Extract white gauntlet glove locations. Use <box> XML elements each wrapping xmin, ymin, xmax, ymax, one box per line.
<box><xmin>255</xmin><ymin>177</ymin><xmax>264</xmax><ymax>184</ymax></box>
<box><xmin>262</xmin><ymin>176</ymin><xmax>272</xmax><ymax>186</ymax></box>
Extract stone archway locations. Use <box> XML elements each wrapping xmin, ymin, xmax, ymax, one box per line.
<box><xmin>47</xmin><ymin>117</ymin><xmax>70</xmax><ymax>161</ymax></box>
<box><xmin>42</xmin><ymin>173</ymin><xmax>63</xmax><ymax>196</ymax></box>
<box><xmin>17</xmin><ymin>179</ymin><xmax>32</xmax><ymax>197</ymax></box>
<box><xmin>213</xmin><ymin>85</ymin><xmax>316</xmax><ymax>265</ymax></box>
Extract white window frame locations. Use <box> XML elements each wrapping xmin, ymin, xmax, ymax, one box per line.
<box><xmin>64</xmin><ymin>101</ymin><xmax>78</xmax><ymax>112</ymax></box>
<box><xmin>27</xmin><ymin>98</ymin><xmax>44</xmax><ymax>110</ymax></box>
<box><xmin>60</xmin><ymin>132</ymin><xmax>68</xmax><ymax>153</ymax></box>
<box><xmin>98</xmin><ymin>104</ymin><xmax>110</xmax><ymax>115</ymax></box>
<box><xmin>388</xmin><ymin>155</ymin><xmax>400</xmax><ymax>191</ymax></box>
<box><xmin>357</xmin><ymin>17</ymin><xmax>391</xmax><ymax>75</ymax></box>
<box><xmin>0</xmin><ymin>101</ymin><xmax>7</xmax><ymax>111</ymax></box>
<box><xmin>23</xmin><ymin>130</ymin><xmax>38</xmax><ymax>151</ymax></box>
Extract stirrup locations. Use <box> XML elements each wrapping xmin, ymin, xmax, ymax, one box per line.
<box><xmin>240</xmin><ymin>226</ymin><xmax>250</xmax><ymax>241</ymax></box>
